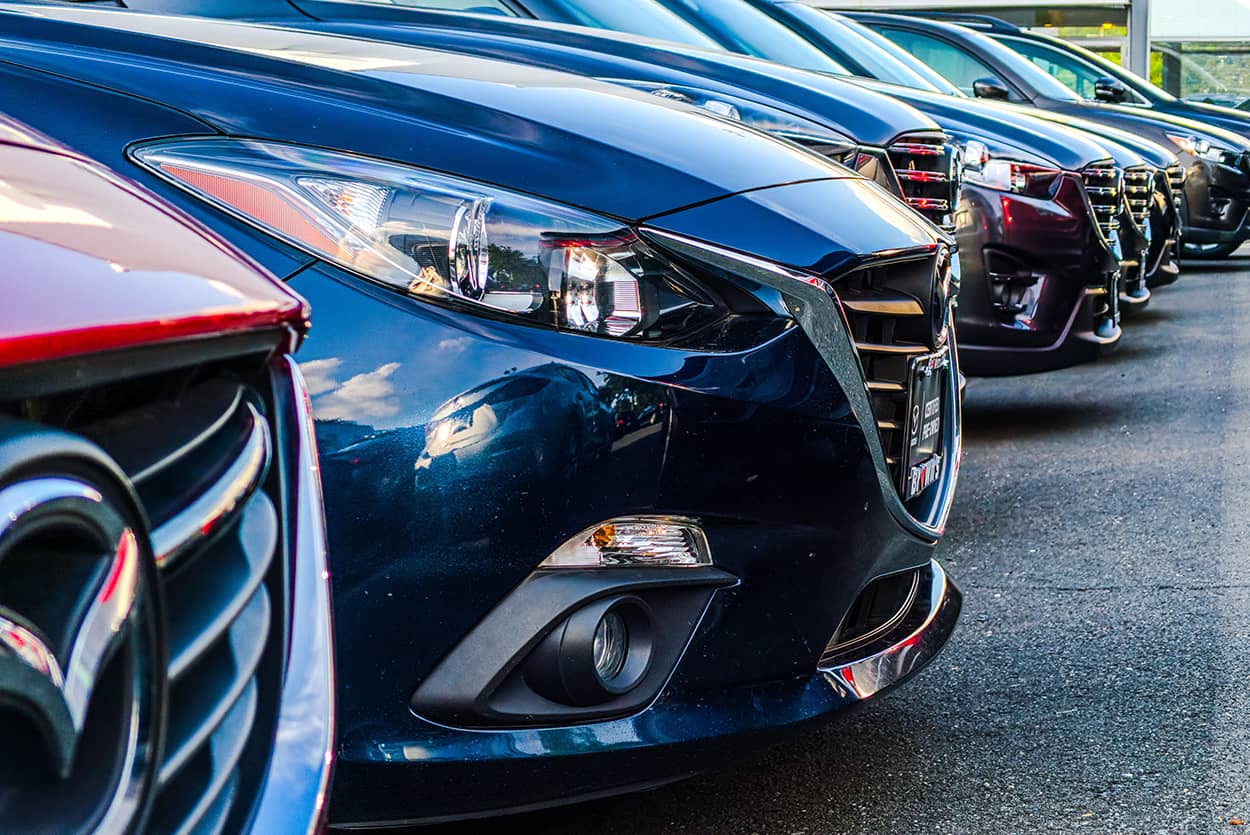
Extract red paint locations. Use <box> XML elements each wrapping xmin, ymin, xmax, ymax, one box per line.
<box><xmin>0</xmin><ymin>124</ymin><xmax>309</xmax><ymax>369</ymax></box>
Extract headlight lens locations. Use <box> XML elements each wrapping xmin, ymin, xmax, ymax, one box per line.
<box><xmin>1166</xmin><ymin>132</ymin><xmax>1235</xmax><ymax>163</ymax></box>
<box><xmin>132</xmin><ymin>138</ymin><xmax>717</xmax><ymax>339</ymax></box>
<box><xmin>962</xmin><ymin>141</ymin><xmax>1061</xmax><ymax>198</ymax></box>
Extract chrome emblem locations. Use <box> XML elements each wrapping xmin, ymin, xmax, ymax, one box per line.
<box><xmin>0</xmin><ymin>472</ymin><xmax>158</xmax><ymax>832</ymax></box>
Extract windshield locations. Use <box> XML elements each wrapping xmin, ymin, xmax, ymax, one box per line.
<box><xmin>658</xmin><ymin>0</ymin><xmax>849</xmax><ymax>74</ymax></box>
<box><xmin>531</xmin><ymin>0</ymin><xmax>723</xmax><ymax>48</ymax></box>
<box><xmin>799</xmin><ymin>8</ymin><xmax>965</xmax><ymax>95</ymax></box>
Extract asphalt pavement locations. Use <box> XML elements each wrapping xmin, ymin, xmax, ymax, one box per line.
<box><xmin>429</xmin><ymin>252</ymin><xmax>1250</xmax><ymax>835</ymax></box>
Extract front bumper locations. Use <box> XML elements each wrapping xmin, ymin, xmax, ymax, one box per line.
<box><xmin>1180</xmin><ymin>154</ymin><xmax>1250</xmax><ymax>246</ymax></box>
<box><xmin>333</xmin><ymin>561</ymin><xmax>960</xmax><ymax>828</ymax></box>
<box><xmin>953</xmin><ymin>177</ymin><xmax>1121</xmax><ymax>376</ymax></box>
<box><xmin>292</xmin><ymin>202</ymin><xmax>962</xmax><ymax>826</ymax></box>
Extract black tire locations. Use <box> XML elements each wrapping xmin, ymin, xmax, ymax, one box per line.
<box><xmin>1182</xmin><ymin>240</ymin><xmax>1243</xmax><ymax>259</ymax></box>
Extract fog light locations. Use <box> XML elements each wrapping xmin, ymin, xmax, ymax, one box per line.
<box><xmin>593</xmin><ymin>611</ymin><xmax>628</xmax><ymax>682</ymax></box>
<box><xmin>540</xmin><ymin>515</ymin><xmax>711</xmax><ymax>569</ymax></box>
<box><xmin>525</xmin><ymin>596</ymin><xmax>654</xmax><ymax>706</ymax></box>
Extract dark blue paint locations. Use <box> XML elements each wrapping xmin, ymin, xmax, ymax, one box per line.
<box><xmin>115</xmin><ymin>0</ymin><xmax>943</xmax><ymax>148</ymax></box>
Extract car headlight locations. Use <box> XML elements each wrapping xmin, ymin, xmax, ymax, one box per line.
<box><xmin>961</xmin><ymin>140</ymin><xmax>1062</xmax><ymax>198</ymax></box>
<box><xmin>1166</xmin><ymin>132</ymin><xmax>1235</xmax><ymax>163</ymax></box>
<box><xmin>606</xmin><ymin>80</ymin><xmax>858</xmax><ymax>163</ymax></box>
<box><xmin>132</xmin><ymin>138</ymin><xmax>719</xmax><ymax>340</ymax></box>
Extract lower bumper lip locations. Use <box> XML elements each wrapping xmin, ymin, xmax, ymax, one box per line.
<box><xmin>820</xmin><ymin>560</ymin><xmax>961</xmax><ymax>701</ymax></box>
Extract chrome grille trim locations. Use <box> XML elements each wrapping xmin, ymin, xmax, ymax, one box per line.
<box><xmin>80</xmin><ymin>374</ymin><xmax>288</xmax><ymax>835</ymax></box>
<box><xmin>1123</xmin><ymin>166</ymin><xmax>1154</xmax><ymax>230</ymax></box>
<box><xmin>152</xmin><ymin>404</ymin><xmax>269</xmax><ymax>569</ymax></box>
<box><xmin>1167</xmin><ymin>162</ymin><xmax>1185</xmax><ymax>210</ymax></box>
<box><xmin>887</xmin><ymin>133</ymin><xmax>959</xmax><ymax>230</ymax></box>
<box><xmin>1081</xmin><ymin>164</ymin><xmax>1122</xmax><ymax>239</ymax></box>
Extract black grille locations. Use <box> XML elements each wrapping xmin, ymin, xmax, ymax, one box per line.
<box><xmin>1167</xmin><ymin>162</ymin><xmax>1185</xmax><ymax>211</ymax></box>
<box><xmin>78</xmin><ymin>371</ymin><xmax>285</xmax><ymax>835</ymax></box>
<box><xmin>1123</xmin><ymin>166</ymin><xmax>1154</xmax><ymax>231</ymax></box>
<box><xmin>837</xmin><ymin>253</ymin><xmax>945</xmax><ymax>484</ymax></box>
<box><xmin>1081</xmin><ymin>163</ymin><xmax>1122</xmax><ymax>239</ymax></box>
<box><xmin>887</xmin><ymin>133</ymin><xmax>959</xmax><ymax>231</ymax></box>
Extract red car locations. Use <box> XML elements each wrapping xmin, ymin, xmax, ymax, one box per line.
<box><xmin>0</xmin><ymin>116</ymin><xmax>333</xmax><ymax>834</ymax></box>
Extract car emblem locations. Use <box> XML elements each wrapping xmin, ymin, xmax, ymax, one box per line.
<box><xmin>0</xmin><ymin>454</ymin><xmax>162</xmax><ymax>833</ymax></box>
<box><xmin>931</xmin><ymin>251</ymin><xmax>954</xmax><ymax>347</ymax></box>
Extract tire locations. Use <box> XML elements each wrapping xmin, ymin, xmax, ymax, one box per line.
<box><xmin>1182</xmin><ymin>240</ymin><xmax>1243</xmax><ymax>259</ymax></box>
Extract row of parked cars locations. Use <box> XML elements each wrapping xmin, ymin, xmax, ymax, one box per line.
<box><xmin>4</xmin><ymin>0</ymin><xmax>1249</xmax><ymax>832</ymax></box>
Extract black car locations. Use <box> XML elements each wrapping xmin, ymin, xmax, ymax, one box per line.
<box><xmin>851</xmin><ymin>12</ymin><xmax>1250</xmax><ymax>259</ymax></box>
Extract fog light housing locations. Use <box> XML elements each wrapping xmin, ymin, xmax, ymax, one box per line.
<box><xmin>525</xmin><ymin>596</ymin><xmax>655</xmax><ymax>706</ymax></box>
<box><xmin>539</xmin><ymin>516</ymin><xmax>711</xmax><ymax>569</ymax></box>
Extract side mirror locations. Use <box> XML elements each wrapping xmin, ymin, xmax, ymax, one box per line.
<box><xmin>1093</xmin><ymin>76</ymin><xmax>1129</xmax><ymax>103</ymax></box>
<box><xmin>972</xmin><ymin>77</ymin><xmax>1010</xmax><ymax>101</ymax></box>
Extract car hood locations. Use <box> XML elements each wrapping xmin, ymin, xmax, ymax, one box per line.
<box><xmin>0</xmin><ymin>118</ymin><xmax>307</xmax><ymax>366</ymax></box>
<box><xmin>0</xmin><ymin>4</ymin><xmax>853</xmax><ymax>222</ymax></box>
<box><xmin>1168</xmin><ymin>100</ymin><xmax>1250</xmax><ymax>142</ymax></box>
<box><xmin>253</xmin><ymin>4</ymin><xmax>941</xmax><ymax>148</ymax></box>
<box><xmin>1052</xmin><ymin>100</ymin><xmax>1250</xmax><ymax>154</ymax></box>
<box><xmin>852</xmin><ymin>80</ymin><xmax>1112</xmax><ymax>170</ymax></box>
<box><xmin>1025</xmin><ymin>110</ymin><xmax>1178</xmax><ymax>169</ymax></box>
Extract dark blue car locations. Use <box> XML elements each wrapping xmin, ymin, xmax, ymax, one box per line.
<box><xmin>0</xmin><ymin>4</ymin><xmax>963</xmax><ymax>825</ymax></box>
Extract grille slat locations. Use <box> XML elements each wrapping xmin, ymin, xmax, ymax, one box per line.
<box><xmin>165</xmin><ymin>492</ymin><xmax>279</xmax><ymax>681</ymax></box>
<box><xmin>151</xmin><ymin>406</ymin><xmax>270</xmax><ymax>569</ymax></box>
<box><xmin>887</xmin><ymin>133</ymin><xmax>959</xmax><ymax>230</ymax></box>
<box><xmin>156</xmin><ymin>682</ymin><xmax>258</xmax><ymax>835</ymax></box>
<box><xmin>159</xmin><ymin>588</ymin><xmax>271</xmax><ymax>787</ymax></box>
<box><xmin>1122</xmin><ymin>167</ymin><xmax>1154</xmax><ymax>232</ymax></box>
<box><xmin>183</xmin><ymin>773</ymin><xmax>237</xmax><ymax>835</ymax></box>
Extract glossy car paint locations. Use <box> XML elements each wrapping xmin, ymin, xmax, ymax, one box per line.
<box><xmin>0</xmin><ymin>117</ymin><xmax>307</xmax><ymax>363</ymax></box>
<box><xmin>0</xmin><ymin>6</ymin><xmax>962</xmax><ymax>824</ymax></box>
<box><xmin>852</xmin><ymin>13</ymin><xmax>1250</xmax><ymax>255</ymax></box>
<box><xmin>82</xmin><ymin>0</ymin><xmax>945</xmax><ymax>151</ymax></box>
<box><xmin>0</xmin><ymin>114</ymin><xmax>334</xmax><ymax>833</ymax></box>
<box><xmin>445</xmin><ymin>0</ymin><xmax>1127</xmax><ymax>374</ymax></box>
<box><xmin>736</xmin><ymin>0</ymin><xmax>1182</xmax><ymax>296</ymax></box>
<box><xmin>280</xmin><ymin>0</ymin><xmax>1127</xmax><ymax>374</ymax></box>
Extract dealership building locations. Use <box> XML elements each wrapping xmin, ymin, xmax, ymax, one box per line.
<box><xmin>816</xmin><ymin>0</ymin><xmax>1250</xmax><ymax>100</ymax></box>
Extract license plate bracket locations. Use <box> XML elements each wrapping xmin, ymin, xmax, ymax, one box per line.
<box><xmin>901</xmin><ymin>351</ymin><xmax>947</xmax><ymax>501</ymax></box>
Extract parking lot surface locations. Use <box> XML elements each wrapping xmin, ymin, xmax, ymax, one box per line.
<box><xmin>428</xmin><ymin>253</ymin><xmax>1250</xmax><ymax>835</ymax></box>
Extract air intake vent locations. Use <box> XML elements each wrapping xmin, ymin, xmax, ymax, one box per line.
<box><xmin>1122</xmin><ymin>166</ymin><xmax>1153</xmax><ymax>231</ymax></box>
<box><xmin>887</xmin><ymin>133</ymin><xmax>959</xmax><ymax>231</ymax></box>
<box><xmin>1081</xmin><ymin>164</ymin><xmax>1122</xmax><ymax>239</ymax></box>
